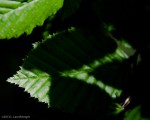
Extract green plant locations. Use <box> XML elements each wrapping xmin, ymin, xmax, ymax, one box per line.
<box><xmin>1</xmin><ymin>0</ymin><xmax>150</xmax><ymax>119</ymax></box>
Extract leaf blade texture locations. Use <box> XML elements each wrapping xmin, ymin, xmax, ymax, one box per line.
<box><xmin>0</xmin><ymin>0</ymin><xmax>64</xmax><ymax>39</ymax></box>
<box><xmin>7</xmin><ymin>28</ymin><xmax>134</xmax><ymax>114</ymax></box>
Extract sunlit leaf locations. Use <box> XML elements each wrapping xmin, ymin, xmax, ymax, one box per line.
<box><xmin>0</xmin><ymin>0</ymin><xmax>64</xmax><ymax>39</ymax></box>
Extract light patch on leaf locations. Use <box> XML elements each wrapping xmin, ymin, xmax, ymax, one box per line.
<box><xmin>7</xmin><ymin>28</ymin><xmax>133</xmax><ymax>110</ymax></box>
<box><xmin>7</xmin><ymin>67</ymin><xmax>51</xmax><ymax>105</ymax></box>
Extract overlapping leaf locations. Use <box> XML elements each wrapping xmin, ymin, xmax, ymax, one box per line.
<box><xmin>0</xmin><ymin>0</ymin><xmax>64</xmax><ymax>39</ymax></box>
<box><xmin>7</xmin><ymin>28</ymin><xmax>134</xmax><ymax>114</ymax></box>
<box><xmin>60</xmin><ymin>0</ymin><xmax>82</xmax><ymax>20</ymax></box>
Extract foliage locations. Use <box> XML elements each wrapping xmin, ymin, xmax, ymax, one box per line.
<box><xmin>0</xmin><ymin>0</ymin><xmax>150</xmax><ymax>119</ymax></box>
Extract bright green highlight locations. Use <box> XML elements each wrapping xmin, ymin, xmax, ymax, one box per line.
<box><xmin>0</xmin><ymin>0</ymin><xmax>64</xmax><ymax>39</ymax></box>
<box><xmin>8</xmin><ymin>67</ymin><xmax>51</xmax><ymax>105</ymax></box>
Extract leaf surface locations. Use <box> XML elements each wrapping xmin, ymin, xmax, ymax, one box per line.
<box><xmin>7</xmin><ymin>28</ymin><xmax>134</xmax><ymax>113</ymax></box>
<box><xmin>0</xmin><ymin>0</ymin><xmax>63</xmax><ymax>39</ymax></box>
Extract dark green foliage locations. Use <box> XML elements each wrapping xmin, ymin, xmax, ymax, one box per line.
<box><xmin>0</xmin><ymin>0</ymin><xmax>150</xmax><ymax>119</ymax></box>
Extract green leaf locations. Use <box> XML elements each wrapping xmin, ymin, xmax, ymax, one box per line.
<box><xmin>124</xmin><ymin>106</ymin><xmax>149</xmax><ymax>120</ymax></box>
<box><xmin>7</xmin><ymin>28</ymin><xmax>134</xmax><ymax>113</ymax></box>
<box><xmin>0</xmin><ymin>0</ymin><xmax>64</xmax><ymax>39</ymax></box>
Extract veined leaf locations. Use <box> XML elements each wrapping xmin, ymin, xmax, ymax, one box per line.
<box><xmin>7</xmin><ymin>28</ymin><xmax>134</xmax><ymax>113</ymax></box>
<box><xmin>0</xmin><ymin>0</ymin><xmax>64</xmax><ymax>39</ymax></box>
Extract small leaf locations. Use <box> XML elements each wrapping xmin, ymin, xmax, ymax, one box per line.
<box><xmin>124</xmin><ymin>106</ymin><xmax>149</xmax><ymax>120</ymax></box>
